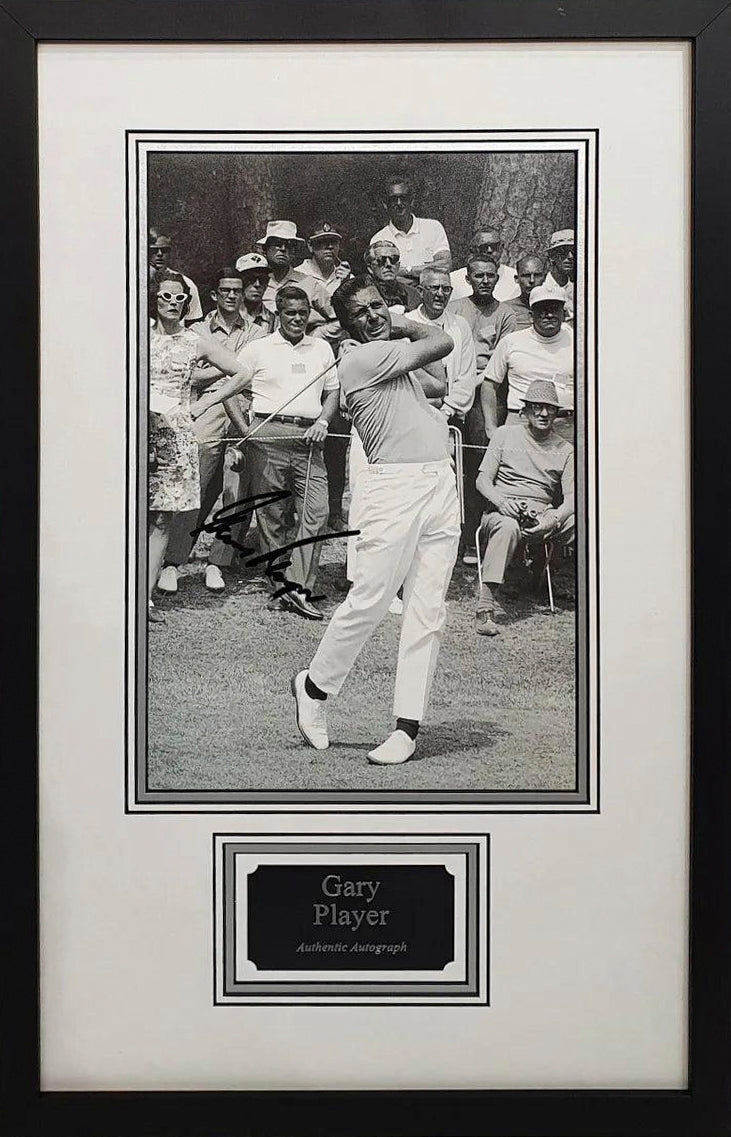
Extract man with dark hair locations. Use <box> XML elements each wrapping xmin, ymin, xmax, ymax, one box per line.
<box><xmin>190</xmin><ymin>284</ymin><xmax>339</xmax><ymax>619</ymax></box>
<box><xmin>148</xmin><ymin>227</ymin><xmax>203</xmax><ymax>322</ymax></box>
<box><xmin>495</xmin><ymin>253</ymin><xmax>548</xmax><ymax>337</ymax></box>
<box><xmin>291</xmin><ymin>274</ymin><xmax>460</xmax><ymax>766</ymax></box>
<box><xmin>365</xmin><ymin>241</ymin><xmax>421</xmax><ymax>313</ymax></box>
<box><xmin>449</xmin><ymin>226</ymin><xmax>520</xmax><ymax>303</ymax></box>
<box><xmin>157</xmin><ymin>267</ymin><xmax>257</xmax><ymax>595</ymax></box>
<box><xmin>474</xmin><ymin>379</ymin><xmax>574</xmax><ymax>636</ymax></box>
<box><xmin>370</xmin><ymin>176</ymin><xmax>451</xmax><ymax>287</ymax></box>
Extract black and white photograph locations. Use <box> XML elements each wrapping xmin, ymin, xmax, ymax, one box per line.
<box><xmin>128</xmin><ymin>130</ymin><xmax>597</xmax><ymax>810</ymax></box>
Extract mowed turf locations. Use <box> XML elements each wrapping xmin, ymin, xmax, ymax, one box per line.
<box><xmin>148</xmin><ymin>537</ymin><xmax>577</xmax><ymax>792</ymax></box>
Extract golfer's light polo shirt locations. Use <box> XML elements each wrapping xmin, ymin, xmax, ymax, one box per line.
<box><xmin>236</xmin><ymin>331</ymin><xmax>338</xmax><ymax>420</ymax></box>
<box><xmin>338</xmin><ymin>339</ymin><xmax>451</xmax><ymax>464</ymax></box>
<box><xmin>484</xmin><ymin>324</ymin><xmax>574</xmax><ymax>411</ymax></box>
<box><xmin>370</xmin><ymin>217</ymin><xmax>450</xmax><ymax>273</ymax></box>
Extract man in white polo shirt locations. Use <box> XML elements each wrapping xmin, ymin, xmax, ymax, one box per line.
<box><xmin>370</xmin><ymin>176</ymin><xmax>451</xmax><ymax>288</ymax></box>
<box><xmin>482</xmin><ymin>283</ymin><xmax>574</xmax><ymax>444</ymax></box>
<box><xmin>190</xmin><ymin>284</ymin><xmax>339</xmax><ymax>620</ymax></box>
<box><xmin>291</xmin><ymin>274</ymin><xmax>460</xmax><ymax>766</ymax></box>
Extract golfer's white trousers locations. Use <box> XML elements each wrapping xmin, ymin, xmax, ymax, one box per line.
<box><xmin>309</xmin><ymin>458</ymin><xmax>461</xmax><ymax>721</ymax></box>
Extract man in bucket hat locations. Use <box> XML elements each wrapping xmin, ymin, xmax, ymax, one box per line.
<box><xmin>473</xmin><ymin>379</ymin><xmax>574</xmax><ymax>636</ymax></box>
<box><xmin>545</xmin><ymin>228</ymin><xmax>575</xmax><ymax>322</ymax></box>
<box><xmin>256</xmin><ymin>220</ymin><xmax>338</xmax><ymax>332</ymax></box>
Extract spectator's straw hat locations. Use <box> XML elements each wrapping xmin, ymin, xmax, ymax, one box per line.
<box><xmin>235</xmin><ymin>252</ymin><xmax>269</xmax><ymax>273</ymax></box>
<box><xmin>548</xmin><ymin>228</ymin><xmax>575</xmax><ymax>250</ymax></box>
<box><xmin>529</xmin><ymin>283</ymin><xmax>567</xmax><ymax>307</ymax></box>
<box><xmin>255</xmin><ymin>220</ymin><xmax>304</xmax><ymax>246</ymax></box>
<box><xmin>521</xmin><ymin>380</ymin><xmax>561</xmax><ymax>407</ymax></box>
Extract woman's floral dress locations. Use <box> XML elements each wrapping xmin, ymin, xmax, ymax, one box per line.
<box><xmin>149</xmin><ymin>326</ymin><xmax>201</xmax><ymax>512</ymax></box>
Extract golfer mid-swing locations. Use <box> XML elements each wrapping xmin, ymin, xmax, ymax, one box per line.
<box><xmin>292</xmin><ymin>274</ymin><xmax>461</xmax><ymax>765</ymax></box>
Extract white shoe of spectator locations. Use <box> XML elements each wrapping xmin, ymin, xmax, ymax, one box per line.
<box><xmin>388</xmin><ymin>596</ymin><xmax>403</xmax><ymax>615</ymax></box>
<box><xmin>205</xmin><ymin>564</ymin><xmax>225</xmax><ymax>592</ymax></box>
<box><xmin>157</xmin><ymin>566</ymin><xmax>178</xmax><ymax>594</ymax></box>
<box><xmin>368</xmin><ymin>730</ymin><xmax>416</xmax><ymax>766</ymax></box>
<box><xmin>291</xmin><ymin>671</ymin><xmax>329</xmax><ymax>750</ymax></box>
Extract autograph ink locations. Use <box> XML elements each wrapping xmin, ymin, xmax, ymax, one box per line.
<box><xmin>192</xmin><ymin>491</ymin><xmax>359</xmax><ymax>603</ymax></box>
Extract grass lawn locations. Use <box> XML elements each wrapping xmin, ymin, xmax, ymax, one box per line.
<box><xmin>148</xmin><ymin>533</ymin><xmax>576</xmax><ymax>793</ymax></box>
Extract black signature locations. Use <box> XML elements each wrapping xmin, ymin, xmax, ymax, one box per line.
<box><xmin>191</xmin><ymin>491</ymin><xmax>359</xmax><ymax>603</ymax></box>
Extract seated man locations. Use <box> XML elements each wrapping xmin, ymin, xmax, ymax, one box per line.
<box><xmin>474</xmin><ymin>380</ymin><xmax>574</xmax><ymax>636</ymax></box>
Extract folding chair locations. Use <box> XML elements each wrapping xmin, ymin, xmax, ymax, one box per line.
<box><xmin>474</xmin><ymin>516</ymin><xmax>556</xmax><ymax>614</ymax></box>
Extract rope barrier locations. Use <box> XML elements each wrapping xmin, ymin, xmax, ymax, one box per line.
<box><xmin>194</xmin><ymin>431</ymin><xmax>491</xmax><ymax>452</ymax></box>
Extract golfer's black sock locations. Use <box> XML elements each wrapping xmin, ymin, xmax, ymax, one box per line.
<box><xmin>305</xmin><ymin>673</ymin><xmax>327</xmax><ymax>701</ymax></box>
<box><xmin>396</xmin><ymin>717</ymin><xmax>419</xmax><ymax>741</ymax></box>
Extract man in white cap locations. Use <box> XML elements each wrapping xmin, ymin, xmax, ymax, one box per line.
<box><xmin>256</xmin><ymin>220</ymin><xmax>337</xmax><ymax>332</ymax></box>
<box><xmin>474</xmin><ymin>379</ymin><xmax>574</xmax><ymax>636</ymax></box>
<box><xmin>370</xmin><ymin>176</ymin><xmax>451</xmax><ymax>288</ymax></box>
<box><xmin>545</xmin><ymin>229</ymin><xmax>575</xmax><ymax>322</ymax></box>
<box><xmin>235</xmin><ymin>251</ymin><xmax>276</xmax><ymax>337</ymax></box>
<box><xmin>481</xmin><ymin>283</ymin><xmax>574</xmax><ymax>444</ymax></box>
<box><xmin>148</xmin><ymin>228</ymin><xmax>203</xmax><ymax>322</ymax></box>
<box><xmin>449</xmin><ymin>226</ymin><xmax>520</xmax><ymax>304</ymax></box>
<box><xmin>290</xmin><ymin>274</ymin><xmax>460</xmax><ymax>766</ymax></box>
<box><xmin>299</xmin><ymin>221</ymin><xmax>352</xmax><ymax>295</ymax></box>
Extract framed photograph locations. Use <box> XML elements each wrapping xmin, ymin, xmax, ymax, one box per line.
<box><xmin>3</xmin><ymin>2</ymin><xmax>730</xmax><ymax>1135</ymax></box>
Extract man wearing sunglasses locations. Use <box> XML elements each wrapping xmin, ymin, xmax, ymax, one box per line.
<box><xmin>474</xmin><ymin>379</ymin><xmax>574</xmax><ymax>636</ymax></box>
<box><xmin>407</xmin><ymin>268</ymin><xmax>477</xmax><ymax>421</ymax></box>
<box><xmin>370</xmin><ymin>176</ymin><xmax>451</xmax><ymax>287</ymax></box>
<box><xmin>365</xmin><ymin>241</ymin><xmax>420</xmax><ymax>313</ymax></box>
<box><xmin>148</xmin><ymin>227</ymin><xmax>203</xmax><ymax>323</ymax></box>
<box><xmin>158</xmin><ymin>267</ymin><xmax>261</xmax><ymax>596</ymax></box>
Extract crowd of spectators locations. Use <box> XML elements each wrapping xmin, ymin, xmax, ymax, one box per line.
<box><xmin>148</xmin><ymin>174</ymin><xmax>576</xmax><ymax>634</ymax></box>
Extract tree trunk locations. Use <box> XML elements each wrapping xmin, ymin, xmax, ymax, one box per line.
<box><xmin>472</xmin><ymin>151</ymin><xmax>576</xmax><ymax>265</ymax></box>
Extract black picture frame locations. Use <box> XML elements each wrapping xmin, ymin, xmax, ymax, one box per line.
<box><xmin>2</xmin><ymin>2</ymin><xmax>729</xmax><ymax>1134</ymax></box>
